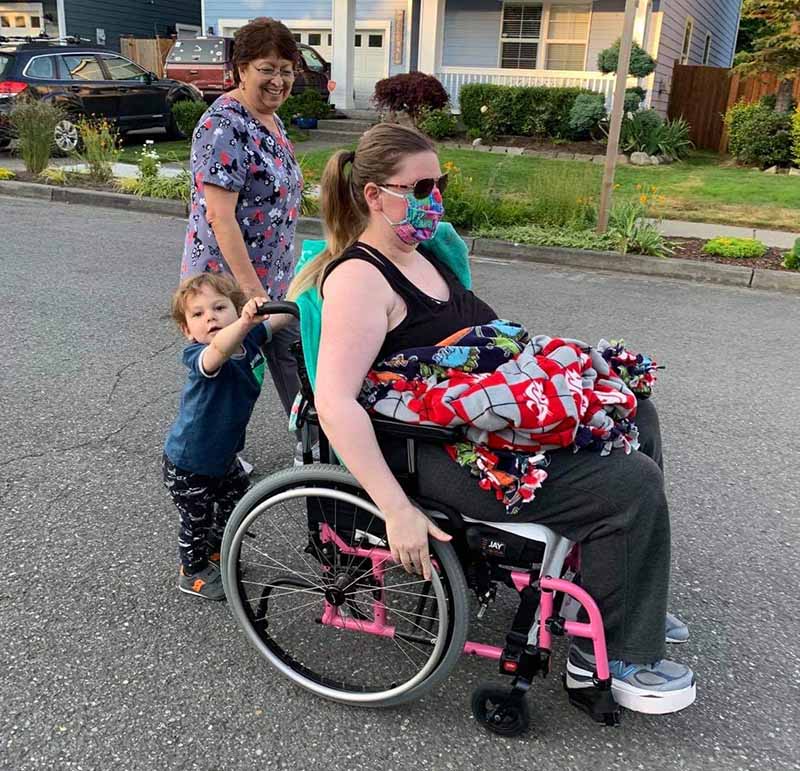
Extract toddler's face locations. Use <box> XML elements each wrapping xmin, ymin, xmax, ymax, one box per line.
<box><xmin>182</xmin><ymin>285</ymin><xmax>239</xmax><ymax>344</ymax></box>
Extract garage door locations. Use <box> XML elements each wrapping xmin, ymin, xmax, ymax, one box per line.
<box><xmin>292</xmin><ymin>27</ymin><xmax>387</xmax><ymax>106</ymax></box>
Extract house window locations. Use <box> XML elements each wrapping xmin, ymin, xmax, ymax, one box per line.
<box><xmin>545</xmin><ymin>4</ymin><xmax>590</xmax><ymax>71</ymax></box>
<box><xmin>308</xmin><ymin>32</ymin><xmax>321</xmax><ymax>46</ymax></box>
<box><xmin>368</xmin><ymin>34</ymin><xmax>383</xmax><ymax>48</ymax></box>
<box><xmin>500</xmin><ymin>3</ymin><xmax>543</xmax><ymax>69</ymax></box>
<box><xmin>354</xmin><ymin>33</ymin><xmax>362</xmax><ymax>47</ymax></box>
<box><xmin>328</xmin><ymin>34</ymin><xmax>332</xmax><ymax>46</ymax></box>
<box><xmin>0</xmin><ymin>16</ymin><xmax>9</xmax><ymax>28</ymax></box>
<box><xmin>702</xmin><ymin>33</ymin><xmax>712</xmax><ymax>65</ymax></box>
<box><xmin>292</xmin><ymin>33</ymin><xmax>301</xmax><ymax>42</ymax></box>
<box><xmin>14</xmin><ymin>15</ymin><xmax>25</xmax><ymax>27</ymax></box>
<box><xmin>680</xmin><ymin>16</ymin><xmax>694</xmax><ymax>64</ymax></box>
<box><xmin>30</xmin><ymin>16</ymin><xmax>41</xmax><ymax>28</ymax></box>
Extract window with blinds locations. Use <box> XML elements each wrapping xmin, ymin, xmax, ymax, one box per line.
<box><xmin>500</xmin><ymin>3</ymin><xmax>543</xmax><ymax>70</ymax></box>
<box><xmin>545</xmin><ymin>4</ymin><xmax>590</xmax><ymax>71</ymax></box>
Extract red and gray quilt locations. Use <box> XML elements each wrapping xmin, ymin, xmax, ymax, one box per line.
<box><xmin>359</xmin><ymin>321</ymin><xmax>660</xmax><ymax>515</ymax></box>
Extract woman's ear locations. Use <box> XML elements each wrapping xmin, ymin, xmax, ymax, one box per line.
<box><xmin>237</xmin><ymin>64</ymin><xmax>248</xmax><ymax>88</ymax></box>
<box><xmin>363</xmin><ymin>182</ymin><xmax>383</xmax><ymax>212</ymax></box>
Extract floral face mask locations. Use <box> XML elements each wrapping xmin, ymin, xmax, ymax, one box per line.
<box><xmin>379</xmin><ymin>186</ymin><xmax>445</xmax><ymax>245</ymax></box>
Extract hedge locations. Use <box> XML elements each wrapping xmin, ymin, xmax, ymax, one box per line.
<box><xmin>459</xmin><ymin>83</ymin><xmax>599</xmax><ymax>139</ymax></box>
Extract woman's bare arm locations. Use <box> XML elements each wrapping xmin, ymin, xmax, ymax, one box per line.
<box><xmin>315</xmin><ymin>261</ymin><xmax>450</xmax><ymax>578</ymax></box>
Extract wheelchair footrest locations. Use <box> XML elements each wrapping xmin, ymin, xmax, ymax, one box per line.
<box><xmin>563</xmin><ymin>675</ymin><xmax>621</xmax><ymax>727</ymax></box>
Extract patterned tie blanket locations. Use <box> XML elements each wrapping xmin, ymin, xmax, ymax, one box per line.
<box><xmin>358</xmin><ymin>321</ymin><xmax>660</xmax><ymax>515</ymax></box>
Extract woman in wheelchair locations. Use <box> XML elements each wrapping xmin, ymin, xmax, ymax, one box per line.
<box><xmin>220</xmin><ymin>123</ymin><xmax>696</xmax><ymax>731</ymax></box>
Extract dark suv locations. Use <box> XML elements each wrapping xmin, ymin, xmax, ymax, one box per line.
<box><xmin>165</xmin><ymin>37</ymin><xmax>330</xmax><ymax>103</ymax></box>
<box><xmin>0</xmin><ymin>38</ymin><xmax>204</xmax><ymax>152</ymax></box>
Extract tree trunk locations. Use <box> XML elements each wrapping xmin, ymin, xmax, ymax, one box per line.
<box><xmin>775</xmin><ymin>78</ymin><xmax>795</xmax><ymax>113</ymax></box>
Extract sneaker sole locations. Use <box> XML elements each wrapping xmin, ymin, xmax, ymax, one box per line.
<box><xmin>178</xmin><ymin>584</ymin><xmax>226</xmax><ymax>601</ymax></box>
<box><xmin>566</xmin><ymin>664</ymin><xmax>696</xmax><ymax>715</ymax></box>
<box><xmin>666</xmin><ymin>634</ymin><xmax>689</xmax><ymax>644</ymax></box>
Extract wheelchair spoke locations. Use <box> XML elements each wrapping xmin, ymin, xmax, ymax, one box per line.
<box><xmin>241</xmin><ymin>541</ymin><xmax>326</xmax><ymax>588</ymax></box>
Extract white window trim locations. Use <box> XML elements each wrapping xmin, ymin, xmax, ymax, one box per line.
<box><xmin>702</xmin><ymin>32</ymin><xmax>712</xmax><ymax>65</ymax></box>
<box><xmin>175</xmin><ymin>23</ymin><xmax>202</xmax><ymax>38</ymax></box>
<box><xmin>216</xmin><ymin>17</ymin><xmax>392</xmax><ymax>80</ymax></box>
<box><xmin>497</xmin><ymin>2</ymin><xmax>592</xmax><ymax>71</ymax></box>
<box><xmin>680</xmin><ymin>15</ymin><xmax>694</xmax><ymax>65</ymax></box>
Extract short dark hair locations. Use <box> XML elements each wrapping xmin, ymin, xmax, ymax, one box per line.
<box><xmin>231</xmin><ymin>17</ymin><xmax>299</xmax><ymax>85</ymax></box>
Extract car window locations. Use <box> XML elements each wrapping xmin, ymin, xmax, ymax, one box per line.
<box><xmin>25</xmin><ymin>55</ymin><xmax>57</xmax><ymax>80</ymax></box>
<box><xmin>301</xmin><ymin>47</ymin><xmax>325</xmax><ymax>72</ymax></box>
<box><xmin>0</xmin><ymin>54</ymin><xmax>12</xmax><ymax>78</ymax></box>
<box><xmin>167</xmin><ymin>39</ymin><xmax>227</xmax><ymax>64</ymax></box>
<box><xmin>60</xmin><ymin>54</ymin><xmax>104</xmax><ymax>81</ymax></box>
<box><xmin>101</xmin><ymin>54</ymin><xmax>148</xmax><ymax>82</ymax></box>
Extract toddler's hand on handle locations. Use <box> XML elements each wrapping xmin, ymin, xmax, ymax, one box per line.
<box><xmin>385</xmin><ymin>504</ymin><xmax>452</xmax><ymax>580</ymax></box>
<box><xmin>241</xmin><ymin>296</ymin><xmax>270</xmax><ymax>326</ymax></box>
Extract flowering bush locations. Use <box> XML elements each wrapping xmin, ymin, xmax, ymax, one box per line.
<box><xmin>138</xmin><ymin>140</ymin><xmax>161</xmax><ymax>180</ymax></box>
<box><xmin>372</xmin><ymin>72</ymin><xmax>449</xmax><ymax>121</ymax></box>
<box><xmin>703</xmin><ymin>237</ymin><xmax>767</xmax><ymax>259</ymax></box>
<box><xmin>0</xmin><ymin>167</ymin><xmax>15</xmax><ymax>180</ymax></box>
<box><xmin>73</xmin><ymin>118</ymin><xmax>121</xmax><ymax>183</ymax></box>
<box><xmin>608</xmin><ymin>185</ymin><xmax>670</xmax><ymax>257</ymax></box>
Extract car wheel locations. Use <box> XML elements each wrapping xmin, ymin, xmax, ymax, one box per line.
<box><xmin>53</xmin><ymin>118</ymin><xmax>80</xmax><ymax>155</ymax></box>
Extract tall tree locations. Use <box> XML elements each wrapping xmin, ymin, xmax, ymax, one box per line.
<box><xmin>736</xmin><ymin>0</ymin><xmax>800</xmax><ymax>113</ymax></box>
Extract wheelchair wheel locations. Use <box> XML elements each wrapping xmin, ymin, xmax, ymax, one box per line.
<box><xmin>221</xmin><ymin>464</ymin><xmax>469</xmax><ymax>707</ymax></box>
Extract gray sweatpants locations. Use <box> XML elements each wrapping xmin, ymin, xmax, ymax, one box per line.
<box><xmin>263</xmin><ymin>319</ymin><xmax>302</xmax><ymax>418</ymax></box>
<box><xmin>415</xmin><ymin>398</ymin><xmax>669</xmax><ymax>664</ymax></box>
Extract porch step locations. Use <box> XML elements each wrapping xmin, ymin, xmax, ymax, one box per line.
<box><xmin>339</xmin><ymin>108</ymin><xmax>381</xmax><ymax>122</ymax></box>
<box><xmin>308</xmin><ymin>128</ymin><xmax>367</xmax><ymax>142</ymax></box>
<box><xmin>316</xmin><ymin>118</ymin><xmax>376</xmax><ymax>133</ymax></box>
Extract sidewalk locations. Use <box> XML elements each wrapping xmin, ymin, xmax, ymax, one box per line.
<box><xmin>652</xmin><ymin>219</ymin><xmax>798</xmax><ymax>249</ymax></box>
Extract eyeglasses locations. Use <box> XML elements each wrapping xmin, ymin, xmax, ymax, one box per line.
<box><xmin>252</xmin><ymin>66</ymin><xmax>296</xmax><ymax>81</ymax></box>
<box><xmin>381</xmin><ymin>174</ymin><xmax>449</xmax><ymax>201</ymax></box>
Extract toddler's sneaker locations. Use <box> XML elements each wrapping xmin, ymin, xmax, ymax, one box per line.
<box><xmin>207</xmin><ymin>550</ymin><xmax>221</xmax><ymax>571</ymax></box>
<box><xmin>178</xmin><ymin>564</ymin><xmax>225</xmax><ymax>601</ymax></box>
<box><xmin>566</xmin><ymin>646</ymin><xmax>696</xmax><ymax>715</ymax></box>
<box><xmin>665</xmin><ymin>611</ymin><xmax>689</xmax><ymax>644</ymax></box>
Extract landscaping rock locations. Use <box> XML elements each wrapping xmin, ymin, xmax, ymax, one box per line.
<box><xmin>472</xmin><ymin>137</ymin><xmax>482</xmax><ymax>147</ymax></box>
<box><xmin>556</xmin><ymin>152</ymin><xmax>576</xmax><ymax>161</ymax></box>
<box><xmin>617</xmin><ymin>154</ymin><xmax>630</xmax><ymax>165</ymax></box>
<box><xmin>592</xmin><ymin>155</ymin><xmax>607</xmax><ymax>164</ymax></box>
<box><xmin>630</xmin><ymin>152</ymin><xmax>650</xmax><ymax>166</ymax></box>
<box><xmin>573</xmin><ymin>153</ymin><xmax>594</xmax><ymax>162</ymax></box>
<box><xmin>763</xmin><ymin>165</ymin><xmax>779</xmax><ymax>174</ymax></box>
<box><xmin>789</xmin><ymin>168</ymin><xmax>800</xmax><ymax>176</ymax></box>
<box><xmin>523</xmin><ymin>150</ymin><xmax>557</xmax><ymax>159</ymax></box>
<box><xmin>649</xmin><ymin>155</ymin><xmax>661</xmax><ymax>165</ymax></box>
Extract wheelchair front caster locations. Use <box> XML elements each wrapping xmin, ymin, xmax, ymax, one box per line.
<box><xmin>471</xmin><ymin>686</ymin><xmax>530</xmax><ymax>737</ymax></box>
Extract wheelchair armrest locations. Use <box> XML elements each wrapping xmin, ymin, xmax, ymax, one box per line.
<box><xmin>370</xmin><ymin>415</ymin><xmax>462</xmax><ymax>444</ymax></box>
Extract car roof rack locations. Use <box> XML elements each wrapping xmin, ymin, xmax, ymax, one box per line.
<box><xmin>0</xmin><ymin>33</ymin><xmax>94</xmax><ymax>46</ymax></box>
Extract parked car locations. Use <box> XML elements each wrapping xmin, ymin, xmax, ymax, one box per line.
<box><xmin>165</xmin><ymin>37</ymin><xmax>330</xmax><ymax>103</ymax></box>
<box><xmin>0</xmin><ymin>38</ymin><xmax>204</xmax><ymax>152</ymax></box>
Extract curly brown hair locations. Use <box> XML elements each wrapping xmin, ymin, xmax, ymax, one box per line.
<box><xmin>231</xmin><ymin>17</ymin><xmax>299</xmax><ymax>85</ymax></box>
<box><xmin>171</xmin><ymin>273</ymin><xmax>246</xmax><ymax>329</ymax></box>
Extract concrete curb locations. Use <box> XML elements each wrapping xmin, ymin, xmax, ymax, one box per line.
<box><xmin>2</xmin><ymin>180</ymin><xmax>798</xmax><ymax>295</ymax></box>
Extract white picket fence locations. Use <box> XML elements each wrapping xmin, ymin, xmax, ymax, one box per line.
<box><xmin>438</xmin><ymin>66</ymin><xmax>639</xmax><ymax>111</ymax></box>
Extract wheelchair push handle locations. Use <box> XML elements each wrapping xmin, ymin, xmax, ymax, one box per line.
<box><xmin>254</xmin><ymin>300</ymin><xmax>300</xmax><ymax>319</ymax></box>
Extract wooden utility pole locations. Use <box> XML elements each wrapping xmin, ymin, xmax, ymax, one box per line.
<box><xmin>597</xmin><ymin>0</ymin><xmax>639</xmax><ymax>234</ymax></box>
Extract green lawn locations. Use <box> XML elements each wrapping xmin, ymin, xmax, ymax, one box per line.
<box><xmin>296</xmin><ymin>146</ymin><xmax>800</xmax><ymax>232</ymax></box>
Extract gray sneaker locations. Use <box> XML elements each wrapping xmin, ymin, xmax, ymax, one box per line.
<box><xmin>566</xmin><ymin>646</ymin><xmax>696</xmax><ymax>715</ymax></box>
<box><xmin>665</xmin><ymin>611</ymin><xmax>689</xmax><ymax>644</ymax></box>
<box><xmin>294</xmin><ymin>441</ymin><xmax>321</xmax><ymax>466</ymax></box>
<box><xmin>178</xmin><ymin>564</ymin><xmax>225</xmax><ymax>601</ymax></box>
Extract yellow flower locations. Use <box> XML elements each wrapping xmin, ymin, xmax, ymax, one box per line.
<box><xmin>639</xmin><ymin>194</ymin><xmax>649</xmax><ymax>205</ymax></box>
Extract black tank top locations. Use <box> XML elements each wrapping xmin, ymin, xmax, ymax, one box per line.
<box><xmin>322</xmin><ymin>242</ymin><xmax>497</xmax><ymax>361</ymax></box>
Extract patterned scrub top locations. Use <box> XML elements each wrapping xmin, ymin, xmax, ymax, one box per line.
<box><xmin>180</xmin><ymin>95</ymin><xmax>303</xmax><ymax>301</ymax></box>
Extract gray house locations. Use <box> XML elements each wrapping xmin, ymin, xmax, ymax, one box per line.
<box><xmin>203</xmin><ymin>0</ymin><xmax>743</xmax><ymax>112</ymax></box>
<box><xmin>0</xmin><ymin>0</ymin><xmax>202</xmax><ymax>53</ymax></box>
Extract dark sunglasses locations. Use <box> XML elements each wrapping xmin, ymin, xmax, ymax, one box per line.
<box><xmin>382</xmin><ymin>174</ymin><xmax>449</xmax><ymax>200</ymax></box>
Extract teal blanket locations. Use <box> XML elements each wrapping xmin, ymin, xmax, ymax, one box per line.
<box><xmin>294</xmin><ymin>222</ymin><xmax>472</xmax><ymax>390</ymax></box>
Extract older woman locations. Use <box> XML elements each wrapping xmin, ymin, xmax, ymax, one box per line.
<box><xmin>180</xmin><ymin>17</ymin><xmax>304</xmax><ymax>425</ymax></box>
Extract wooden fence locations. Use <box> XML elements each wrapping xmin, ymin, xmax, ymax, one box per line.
<box><xmin>120</xmin><ymin>37</ymin><xmax>174</xmax><ymax>78</ymax></box>
<box><xmin>668</xmin><ymin>64</ymin><xmax>800</xmax><ymax>153</ymax></box>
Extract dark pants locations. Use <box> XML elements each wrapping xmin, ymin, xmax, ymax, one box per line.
<box><xmin>162</xmin><ymin>455</ymin><xmax>251</xmax><ymax>573</ymax></box>
<box><xmin>264</xmin><ymin>319</ymin><xmax>302</xmax><ymax>418</ymax></box>
<box><xmin>415</xmin><ymin>398</ymin><xmax>669</xmax><ymax>664</ymax></box>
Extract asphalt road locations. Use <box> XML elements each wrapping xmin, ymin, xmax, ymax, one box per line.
<box><xmin>2</xmin><ymin>196</ymin><xmax>798</xmax><ymax>771</ymax></box>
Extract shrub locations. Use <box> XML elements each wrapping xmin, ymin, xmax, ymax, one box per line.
<box><xmin>792</xmin><ymin>105</ymin><xmax>800</xmax><ymax>167</ymax></box>
<box><xmin>459</xmin><ymin>83</ymin><xmax>597</xmax><ymax>140</ymax></box>
<box><xmin>703</xmin><ymin>237</ymin><xmax>767</xmax><ymax>259</ymax></box>
<box><xmin>617</xmin><ymin>109</ymin><xmax>664</xmax><ymax>155</ymax></box>
<box><xmin>569</xmin><ymin>93</ymin><xmax>607</xmax><ymax>137</ymax></box>
<box><xmin>172</xmin><ymin>100</ymin><xmax>207</xmax><ymax>138</ymax></box>
<box><xmin>597</xmin><ymin>40</ymin><xmax>656</xmax><ymax>78</ymax></box>
<box><xmin>372</xmin><ymin>72</ymin><xmax>449</xmax><ymax>121</ymax></box>
<box><xmin>0</xmin><ymin>167</ymin><xmax>15</xmax><ymax>180</ymax></box>
<box><xmin>724</xmin><ymin>102</ymin><xmax>793</xmax><ymax>168</ymax></box>
<box><xmin>8</xmin><ymin>96</ymin><xmax>63</xmax><ymax>174</ymax></box>
<box><xmin>417</xmin><ymin>106</ymin><xmax>458</xmax><ymax>139</ymax></box>
<box><xmin>783</xmin><ymin>238</ymin><xmax>800</xmax><ymax>271</ymax></box>
<box><xmin>115</xmin><ymin>169</ymin><xmax>191</xmax><ymax>202</ymax></box>
<box><xmin>656</xmin><ymin>118</ymin><xmax>694</xmax><ymax>159</ymax></box>
<box><xmin>72</xmin><ymin>118</ymin><xmax>121</xmax><ymax>183</ymax></box>
<box><xmin>278</xmin><ymin>89</ymin><xmax>333</xmax><ymax>123</ymax></box>
<box><xmin>609</xmin><ymin>188</ymin><xmax>671</xmax><ymax>257</ymax></box>
<box><xmin>39</xmin><ymin>166</ymin><xmax>67</xmax><ymax>185</ymax></box>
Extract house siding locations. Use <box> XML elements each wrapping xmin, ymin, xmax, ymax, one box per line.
<box><xmin>63</xmin><ymin>0</ymin><xmax>201</xmax><ymax>52</ymax></box>
<box><xmin>650</xmin><ymin>0</ymin><xmax>741</xmax><ymax>112</ymax></box>
<box><xmin>204</xmin><ymin>0</ymin><xmax>409</xmax><ymax>75</ymax></box>
<box><xmin>441</xmin><ymin>0</ymin><xmax>648</xmax><ymax>71</ymax></box>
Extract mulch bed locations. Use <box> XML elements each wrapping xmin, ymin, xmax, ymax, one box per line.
<box><xmin>494</xmin><ymin>136</ymin><xmax>607</xmax><ymax>155</ymax></box>
<box><xmin>666</xmin><ymin>238</ymin><xmax>790</xmax><ymax>271</ymax></box>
